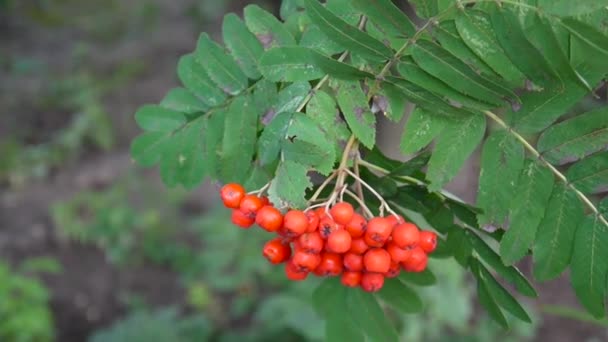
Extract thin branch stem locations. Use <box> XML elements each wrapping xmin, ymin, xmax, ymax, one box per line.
<box><xmin>482</xmin><ymin>110</ymin><xmax>608</xmax><ymax>228</ymax></box>
<box><xmin>308</xmin><ymin>171</ymin><xmax>338</xmax><ymax>204</ymax></box>
<box><xmin>353</xmin><ymin>150</ymin><xmax>365</xmax><ymax>202</ymax></box>
<box><xmin>341</xmin><ymin>168</ymin><xmax>400</xmax><ymax>218</ymax></box>
<box><xmin>344</xmin><ymin>188</ymin><xmax>374</xmax><ymax>218</ymax></box>
<box><xmin>248</xmin><ymin>182</ymin><xmax>270</xmax><ymax>196</ymax></box>
<box><xmin>336</xmin><ymin>135</ymin><xmax>358</xmax><ymax>189</ymax></box>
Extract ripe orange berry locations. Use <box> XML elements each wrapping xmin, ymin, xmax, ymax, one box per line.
<box><xmin>231</xmin><ymin>209</ymin><xmax>255</xmax><ymax>228</ymax></box>
<box><xmin>298</xmin><ymin>231</ymin><xmax>324</xmax><ymax>254</ymax></box>
<box><xmin>220</xmin><ymin>183</ymin><xmax>245</xmax><ymax>208</ymax></box>
<box><xmin>305</xmin><ymin>210</ymin><xmax>320</xmax><ymax>233</ymax></box>
<box><xmin>402</xmin><ymin>246</ymin><xmax>428</xmax><ymax>272</ymax></box>
<box><xmin>330</xmin><ymin>202</ymin><xmax>355</xmax><ymax>225</ymax></box>
<box><xmin>260</xmin><ymin>196</ymin><xmax>270</xmax><ymax>206</ymax></box>
<box><xmin>263</xmin><ymin>238</ymin><xmax>291</xmax><ymax>264</ymax></box>
<box><xmin>285</xmin><ymin>261</ymin><xmax>308</xmax><ymax>281</ymax></box>
<box><xmin>361</xmin><ymin>272</ymin><xmax>385</xmax><ymax>292</ymax></box>
<box><xmin>283</xmin><ymin>210</ymin><xmax>309</xmax><ymax>237</ymax></box>
<box><xmin>239</xmin><ymin>195</ymin><xmax>264</xmax><ymax>216</ymax></box>
<box><xmin>343</xmin><ymin>252</ymin><xmax>363</xmax><ymax>272</ymax></box>
<box><xmin>341</xmin><ymin>271</ymin><xmax>362</xmax><ymax>287</ymax></box>
<box><xmin>363</xmin><ymin>248</ymin><xmax>391</xmax><ymax>273</ymax></box>
<box><xmin>392</xmin><ymin>222</ymin><xmax>420</xmax><ymax>249</ymax></box>
<box><xmin>349</xmin><ymin>238</ymin><xmax>369</xmax><ymax>254</ymax></box>
<box><xmin>419</xmin><ymin>231</ymin><xmax>438</xmax><ymax>253</ymax></box>
<box><xmin>315</xmin><ymin>207</ymin><xmax>329</xmax><ymax>219</ymax></box>
<box><xmin>345</xmin><ymin>213</ymin><xmax>367</xmax><ymax>238</ymax></box>
<box><xmin>292</xmin><ymin>251</ymin><xmax>322</xmax><ymax>272</ymax></box>
<box><xmin>364</xmin><ymin>217</ymin><xmax>392</xmax><ymax>247</ymax></box>
<box><xmin>314</xmin><ymin>252</ymin><xmax>343</xmax><ymax>276</ymax></box>
<box><xmin>386</xmin><ymin>242</ymin><xmax>412</xmax><ymax>262</ymax></box>
<box><xmin>319</xmin><ymin>217</ymin><xmax>339</xmax><ymax>239</ymax></box>
<box><xmin>385</xmin><ymin>261</ymin><xmax>401</xmax><ymax>278</ymax></box>
<box><xmin>255</xmin><ymin>206</ymin><xmax>283</xmax><ymax>232</ymax></box>
<box><xmin>386</xmin><ymin>214</ymin><xmax>405</xmax><ymax>227</ymax></box>
<box><xmin>327</xmin><ymin>229</ymin><xmax>352</xmax><ymax>253</ymax></box>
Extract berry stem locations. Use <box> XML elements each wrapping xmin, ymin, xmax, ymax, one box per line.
<box><xmin>341</xmin><ymin>168</ymin><xmax>400</xmax><ymax>219</ymax></box>
<box><xmin>336</xmin><ymin>135</ymin><xmax>358</xmax><ymax>190</ymax></box>
<box><xmin>248</xmin><ymin>182</ymin><xmax>270</xmax><ymax>196</ymax></box>
<box><xmin>353</xmin><ymin>148</ymin><xmax>365</xmax><ymax>204</ymax></box>
<box><xmin>308</xmin><ymin>170</ymin><xmax>339</xmax><ymax>204</ymax></box>
<box><xmin>343</xmin><ymin>188</ymin><xmax>374</xmax><ymax>218</ymax></box>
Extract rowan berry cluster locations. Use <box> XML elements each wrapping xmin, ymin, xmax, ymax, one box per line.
<box><xmin>220</xmin><ymin>182</ymin><xmax>437</xmax><ymax>292</ymax></box>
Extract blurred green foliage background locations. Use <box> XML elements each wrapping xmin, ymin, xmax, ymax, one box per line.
<box><xmin>0</xmin><ymin>1</ymin><xmax>605</xmax><ymax>341</ymax></box>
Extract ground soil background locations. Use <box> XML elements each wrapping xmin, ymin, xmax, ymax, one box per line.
<box><xmin>0</xmin><ymin>1</ymin><xmax>606</xmax><ymax>341</ymax></box>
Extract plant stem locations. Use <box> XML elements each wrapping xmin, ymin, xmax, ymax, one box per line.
<box><xmin>336</xmin><ymin>135</ymin><xmax>358</xmax><ymax>189</ymax></box>
<box><xmin>353</xmin><ymin>150</ymin><xmax>365</xmax><ymax>202</ymax></box>
<box><xmin>482</xmin><ymin>110</ymin><xmax>608</xmax><ymax>228</ymax></box>
<box><xmin>308</xmin><ymin>171</ymin><xmax>338</xmax><ymax>204</ymax></box>
<box><xmin>341</xmin><ymin>168</ymin><xmax>400</xmax><ymax>218</ymax></box>
<box><xmin>344</xmin><ymin>188</ymin><xmax>374</xmax><ymax>218</ymax></box>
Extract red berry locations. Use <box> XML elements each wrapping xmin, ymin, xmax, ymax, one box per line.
<box><xmin>327</xmin><ymin>229</ymin><xmax>352</xmax><ymax>253</ymax></box>
<box><xmin>292</xmin><ymin>251</ymin><xmax>322</xmax><ymax>272</ymax></box>
<box><xmin>263</xmin><ymin>238</ymin><xmax>291</xmax><ymax>264</ymax></box>
<box><xmin>285</xmin><ymin>261</ymin><xmax>308</xmax><ymax>281</ymax></box>
<box><xmin>255</xmin><ymin>206</ymin><xmax>283</xmax><ymax>232</ymax></box>
<box><xmin>386</xmin><ymin>242</ymin><xmax>412</xmax><ymax>262</ymax></box>
<box><xmin>343</xmin><ymin>252</ymin><xmax>363</xmax><ymax>271</ymax></box>
<box><xmin>349</xmin><ymin>237</ymin><xmax>369</xmax><ymax>254</ymax></box>
<box><xmin>419</xmin><ymin>231</ymin><xmax>438</xmax><ymax>253</ymax></box>
<box><xmin>392</xmin><ymin>222</ymin><xmax>420</xmax><ymax>249</ymax></box>
<box><xmin>361</xmin><ymin>272</ymin><xmax>385</xmax><ymax>292</ymax></box>
<box><xmin>319</xmin><ymin>217</ymin><xmax>339</xmax><ymax>239</ymax></box>
<box><xmin>315</xmin><ymin>207</ymin><xmax>329</xmax><ymax>219</ymax></box>
<box><xmin>260</xmin><ymin>196</ymin><xmax>270</xmax><ymax>206</ymax></box>
<box><xmin>314</xmin><ymin>252</ymin><xmax>343</xmax><ymax>276</ymax></box>
<box><xmin>298</xmin><ymin>232</ymin><xmax>324</xmax><ymax>254</ymax></box>
<box><xmin>341</xmin><ymin>271</ymin><xmax>362</xmax><ymax>287</ymax></box>
<box><xmin>305</xmin><ymin>210</ymin><xmax>320</xmax><ymax>233</ymax></box>
<box><xmin>386</xmin><ymin>214</ymin><xmax>405</xmax><ymax>227</ymax></box>
<box><xmin>231</xmin><ymin>209</ymin><xmax>255</xmax><ymax>228</ymax></box>
<box><xmin>330</xmin><ymin>202</ymin><xmax>355</xmax><ymax>225</ymax></box>
<box><xmin>220</xmin><ymin>183</ymin><xmax>245</xmax><ymax>209</ymax></box>
<box><xmin>345</xmin><ymin>213</ymin><xmax>367</xmax><ymax>238</ymax></box>
<box><xmin>239</xmin><ymin>195</ymin><xmax>264</xmax><ymax>216</ymax></box>
<box><xmin>283</xmin><ymin>210</ymin><xmax>309</xmax><ymax>237</ymax></box>
<box><xmin>402</xmin><ymin>247</ymin><xmax>428</xmax><ymax>272</ymax></box>
<box><xmin>385</xmin><ymin>261</ymin><xmax>401</xmax><ymax>278</ymax></box>
<box><xmin>363</xmin><ymin>248</ymin><xmax>391</xmax><ymax>273</ymax></box>
<box><xmin>364</xmin><ymin>217</ymin><xmax>393</xmax><ymax>247</ymax></box>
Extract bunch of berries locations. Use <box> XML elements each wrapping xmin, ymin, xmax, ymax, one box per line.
<box><xmin>220</xmin><ymin>183</ymin><xmax>437</xmax><ymax>292</ymax></box>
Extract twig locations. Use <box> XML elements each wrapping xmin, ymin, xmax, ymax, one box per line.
<box><xmin>344</xmin><ymin>188</ymin><xmax>374</xmax><ymax>218</ymax></box>
<box><xmin>341</xmin><ymin>168</ymin><xmax>400</xmax><ymax>218</ymax></box>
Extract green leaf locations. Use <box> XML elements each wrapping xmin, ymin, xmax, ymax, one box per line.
<box><xmin>540</xmin><ymin>0</ymin><xmax>608</xmax><ymax>16</ymax></box>
<box><xmin>195</xmin><ymin>33</ymin><xmax>248</xmax><ymax>96</ymax></box>
<box><xmin>304</xmin><ymin>0</ymin><xmax>393</xmax><ymax>61</ymax></box>
<box><xmin>326</xmin><ymin>316</ymin><xmax>365</xmax><ymax>342</ymax></box>
<box><xmin>310</xmin><ymin>52</ymin><xmax>374</xmax><ymax>80</ymax></box>
<box><xmin>300</xmin><ymin>24</ymin><xmax>344</xmax><ymax>56</ymax></box>
<box><xmin>489</xmin><ymin>5</ymin><xmax>558</xmax><ymax>90</ymax></box>
<box><xmin>397</xmin><ymin>58</ymin><xmax>495</xmax><ymax>110</ymax></box>
<box><xmin>567</xmin><ymin>151</ymin><xmax>608</xmax><ymax>194</ymax></box>
<box><xmin>477</xmin><ymin>131</ymin><xmax>525</xmax><ymax>228</ymax></box>
<box><xmin>571</xmin><ymin>215</ymin><xmax>608</xmax><ymax>318</ymax></box>
<box><xmin>426</xmin><ymin>113</ymin><xmax>486</xmax><ymax>191</ymax></box>
<box><xmin>455</xmin><ymin>10</ymin><xmax>525</xmax><ymax>87</ymax></box>
<box><xmin>252</xmin><ymin>79</ymin><xmax>278</xmax><ymax>117</ymax></box>
<box><xmin>472</xmin><ymin>259</ymin><xmax>532</xmax><ymax>323</ymax></box>
<box><xmin>203</xmin><ymin>113</ymin><xmax>225</xmax><ymax>179</ymax></box>
<box><xmin>433</xmin><ymin>20</ymin><xmax>498</xmax><ymax>77</ymax></box>
<box><xmin>500</xmin><ymin>160</ymin><xmax>554</xmax><ymax>265</ymax></box>
<box><xmin>467</xmin><ymin>230</ymin><xmax>538</xmax><ymax>297</ymax></box>
<box><xmin>159</xmin><ymin>119</ymin><xmax>206</xmax><ymax>188</ymax></box>
<box><xmin>259</xmin><ymin>47</ymin><xmax>325</xmax><ymax>82</ymax></box>
<box><xmin>222</xmin><ymin>13</ymin><xmax>264</xmax><ymax>79</ymax></box>
<box><xmin>220</xmin><ymin>96</ymin><xmax>258</xmax><ymax>183</ymax></box>
<box><xmin>313</xmin><ymin>278</ymin><xmax>347</xmax><ymax>317</ymax></box>
<box><xmin>135</xmin><ymin>105</ymin><xmax>186</xmax><ymax>132</ymax></box>
<box><xmin>306</xmin><ymin>90</ymin><xmax>350</xmax><ymax>158</ymax></box>
<box><xmin>177</xmin><ymin>54</ymin><xmax>227</xmax><ymax>107</ymax></box>
<box><xmin>270</xmin><ymin>82</ymin><xmax>311</xmax><ymax>117</ymax></box>
<box><xmin>268</xmin><ymin>160</ymin><xmax>312</xmax><ymax>209</ymax></box>
<box><xmin>533</xmin><ymin>184</ymin><xmax>584</xmax><ymax>281</ymax></box>
<box><xmin>447</xmin><ymin>228</ymin><xmax>472</xmax><ymax>266</ymax></box>
<box><xmin>561</xmin><ymin>18</ymin><xmax>608</xmax><ymax>58</ymax></box>
<box><xmin>410</xmin><ymin>40</ymin><xmax>514</xmax><ymax>106</ymax></box>
<box><xmin>538</xmin><ymin>108</ymin><xmax>608</xmax><ymax>165</ymax></box>
<box><xmin>286</xmin><ymin>113</ymin><xmax>337</xmax><ymax>174</ymax></box>
<box><xmin>398</xmin><ymin>268</ymin><xmax>437</xmax><ymax>286</ymax></box>
<box><xmin>400</xmin><ymin>108</ymin><xmax>448</xmax><ymax>155</ymax></box>
<box><xmin>351</xmin><ymin>0</ymin><xmax>416</xmax><ymax>39</ymax></box>
<box><xmin>258</xmin><ymin>112</ymin><xmax>293</xmax><ymax>165</ymax></box>
<box><xmin>282</xmin><ymin>140</ymin><xmax>329</xmax><ymax>170</ymax></box>
<box><xmin>130</xmin><ymin>132</ymin><xmax>170</xmax><ymax>167</ymax></box>
<box><xmin>389</xmin><ymin>151</ymin><xmax>432</xmax><ymax>177</ymax></box>
<box><xmin>409</xmin><ymin>0</ymin><xmax>438</xmax><ymax>19</ymax></box>
<box><xmin>378</xmin><ymin>82</ymin><xmax>407</xmax><ymax>122</ymax></box>
<box><xmin>347</xmin><ymin>289</ymin><xmax>399</xmax><ymax>342</ymax></box>
<box><xmin>470</xmin><ymin>259</ymin><xmax>510</xmax><ymax>328</ymax></box>
<box><xmin>376</xmin><ymin>278</ymin><xmax>424</xmax><ymax>313</ymax></box>
<box><xmin>244</xmin><ymin>4</ymin><xmax>296</xmax><ymax>49</ymax></box>
<box><xmin>160</xmin><ymin>87</ymin><xmax>209</xmax><ymax>114</ymax></box>
<box><xmin>335</xmin><ymin>80</ymin><xmax>376</xmax><ymax>148</ymax></box>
